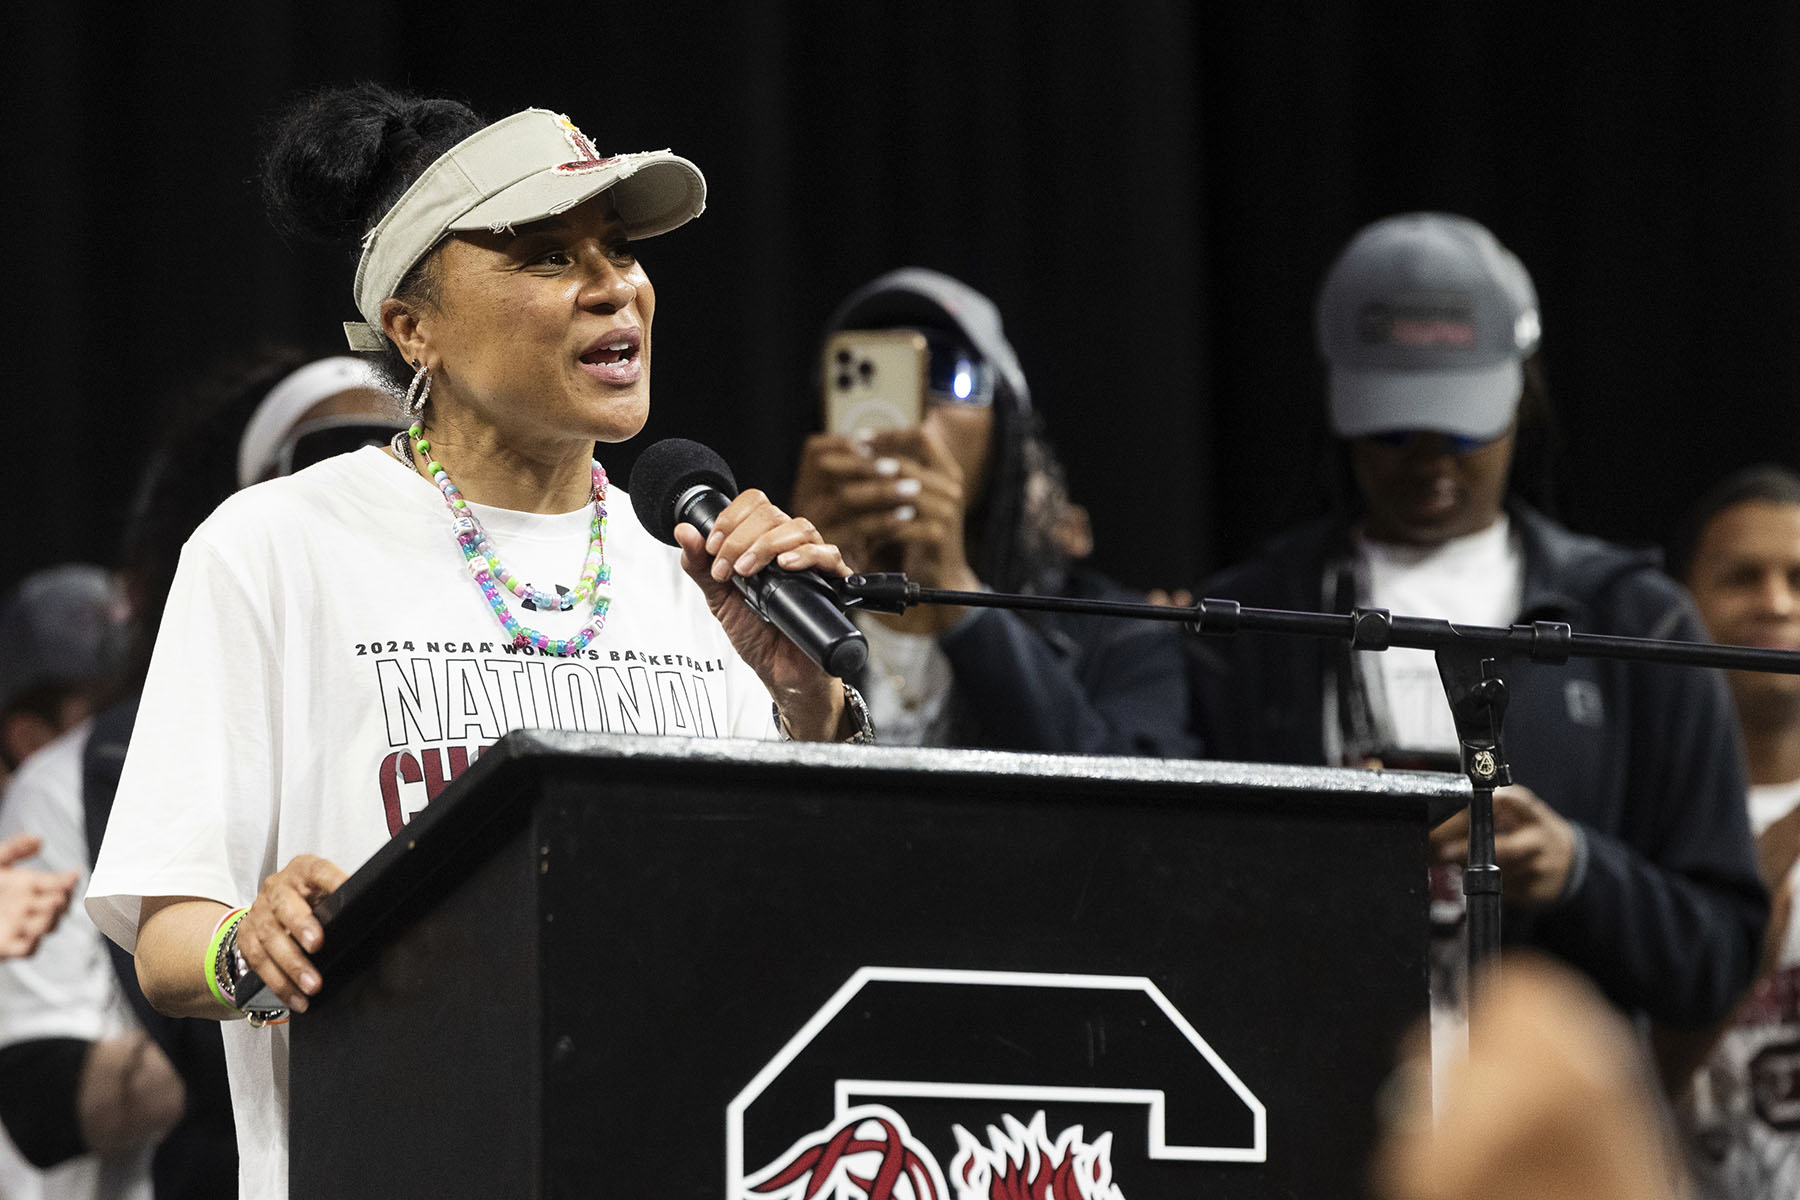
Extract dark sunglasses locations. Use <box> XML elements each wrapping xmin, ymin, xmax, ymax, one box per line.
<box><xmin>921</xmin><ymin>332</ymin><xmax>994</xmax><ymax>408</ymax></box>
<box><xmin>1365</xmin><ymin>429</ymin><xmax>1500</xmax><ymax>456</ymax></box>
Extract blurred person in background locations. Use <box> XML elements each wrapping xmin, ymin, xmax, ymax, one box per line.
<box><xmin>0</xmin><ymin>349</ymin><xmax>391</xmax><ymax>1198</ymax></box>
<box><xmin>1371</xmin><ymin>953</ymin><xmax>1684</xmax><ymax>1200</ymax></box>
<box><xmin>1188</xmin><ymin>212</ymin><xmax>1765</xmax><ymax>1088</ymax></box>
<box><xmin>0</xmin><ymin>565</ymin><xmax>130</xmax><ymax>1196</ymax></box>
<box><xmin>788</xmin><ymin>267</ymin><xmax>1195</xmax><ymax>756</ymax></box>
<box><xmin>0</xmin><ymin>566</ymin><xmax>128</xmax><ymax>784</ymax></box>
<box><xmin>1670</xmin><ymin>464</ymin><xmax>1800</xmax><ymax>1197</ymax></box>
<box><xmin>233</xmin><ymin>354</ymin><xmax>391</xmax><ymax>490</ymax></box>
<box><xmin>0</xmin><ymin>564</ymin><xmax>126</xmax><ymax>962</ymax></box>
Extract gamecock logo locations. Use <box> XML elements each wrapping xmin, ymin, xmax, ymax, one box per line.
<box><xmin>727</xmin><ymin>968</ymin><xmax>1264</xmax><ymax>1199</ymax></box>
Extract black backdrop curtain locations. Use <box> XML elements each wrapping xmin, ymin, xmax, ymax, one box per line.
<box><xmin>8</xmin><ymin>3</ymin><xmax>1800</xmax><ymax>594</ymax></box>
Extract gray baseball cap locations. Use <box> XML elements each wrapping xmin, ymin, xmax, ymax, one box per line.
<box><xmin>345</xmin><ymin>108</ymin><xmax>706</xmax><ymax>351</ymax></box>
<box><xmin>1316</xmin><ymin>213</ymin><xmax>1541</xmax><ymax>441</ymax></box>
<box><xmin>825</xmin><ymin>268</ymin><xmax>1031</xmax><ymax>412</ymax></box>
<box><xmin>0</xmin><ymin>564</ymin><xmax>128</xmax><ymax>713</ymax></box>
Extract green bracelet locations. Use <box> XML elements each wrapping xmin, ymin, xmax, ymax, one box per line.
<box><xmin>204</xmin><ymin>907</ymin><xmax>248</xmax><ymax>1012</ymax></box>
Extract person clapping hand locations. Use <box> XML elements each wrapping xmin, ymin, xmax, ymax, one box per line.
<box><xmin>0</xmin><ymin>833</ymin><xmax>76</xmax><ymax>960</ymax></box>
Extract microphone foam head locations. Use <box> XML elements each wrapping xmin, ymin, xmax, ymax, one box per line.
<box><xmin>627</xmin><ymin>438</ymin><xmax>738</xmax><ymax>546</ymax></box>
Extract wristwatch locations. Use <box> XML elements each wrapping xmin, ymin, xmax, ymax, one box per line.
<box><xmin>775</xmin><ymin>681</ymin><xmax>875</xmax><ymax>744</ymax></box>
<box><xmin>221</xmin><ymin>921</ymin><xmax>290</xmax><ymax>1027</ymax></box>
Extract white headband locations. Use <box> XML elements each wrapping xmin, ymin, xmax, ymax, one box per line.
<box><xmin>344</xmin><ymin>108</ymin><xmax>706</xmax><ymax>350</ymax></box>
<box><xmin>237</xmin><ymin>356</ymin><xmax>388</xmax><ymax>487</ymax></box>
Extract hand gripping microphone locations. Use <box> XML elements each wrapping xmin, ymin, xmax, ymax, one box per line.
<box><xmin>629</xmin><ymin>438</ymin><xmax>868</xmax><ymax>678</ymax></box>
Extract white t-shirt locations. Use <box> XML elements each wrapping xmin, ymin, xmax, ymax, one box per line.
<box><xmin>1343</xmin><ymin>516</ymin><xmax>1524</xmax><ymax>757</ymax></box>
<box><xmin>85</xmin><ymin>446</ymin><xmax>777</xmax><ymax>1200</ymax></box>
<box><xmin>0</xmin><ymin>1131</ymin><xmax>44</xmax><ymax>1200</ymax></box>
<box><xmin>0</xmin><ymin>721</ymin><xmax>154</xmax><ymax>1200</ymax></box>
<box><xmin>856</xmin><ymin>617</ymin><xmax>955</xmax><ymax>747</ymax></box>
<box><xmin>1683</xmin><ymin>778</ymin><xmax>1800</xmax><ymax>1198</ymax></box>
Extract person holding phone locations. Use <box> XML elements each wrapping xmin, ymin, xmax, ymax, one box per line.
<box><xmin>788</xmin><ymin>268</ymin><xmax>1196</xmax><ymax>756</ymax></box>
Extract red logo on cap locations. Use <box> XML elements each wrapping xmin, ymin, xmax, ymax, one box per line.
<box><xmin>1357</xmin><ymin>301</ymin><xmax>1477</xmax><ymax>349</ymax></box>
<box><xmin>554</xmin><ymin>117</ymin><xmax>620</xmax><ymax>175</ymax></box>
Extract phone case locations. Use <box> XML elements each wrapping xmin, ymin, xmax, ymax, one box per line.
<box><xmin>822</xmin><ymin>330</ymin><xmax>927</xmax><ymax>437</ymax></box>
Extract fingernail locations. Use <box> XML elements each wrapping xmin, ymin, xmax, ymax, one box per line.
<box><xmin>873</xmin><ymin>457</ymin><xmax>900</xmax><ymax>477</ymax></box>
<box><xmin>291</xmin><ymin>995</ymin><xmax>309</xmax><ymax>1014</ymax></box>
<box><xmin>895</xmin><ymin>477</ymin><xmax>922</xmax><ymax>498</ymax></box>
<box><xmin>711</xmin><ymin>558</ymin><xmax>731</xmax><ymax>581</ymax></box>
<box><xmin>778</xmin><ymin>551</ymin><xmax>800</xmax><ymax>567</ymax></box>
<box><xmin>705</xmin><ymin>530</ymin><xmax>724</xmax><ymax>555</ymax></box>
<box><xmin>894</xmin><ymin>505</ymin><xmax>917</xmax><ymax>522</ymax></box>
<box><xmin>734</xmin><ymin>552</ymin><xmax>756</xmax><ymax>574</ymax></box>
<box><xmin>301</xmin><ymin>971</ymin><xmax>320</xmax><ymax>993</ymax></box>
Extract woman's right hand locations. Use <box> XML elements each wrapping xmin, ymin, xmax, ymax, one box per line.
<box><xmin>234</xmin><ymin>854</ymin><xmax>348</xmax><ymax>1014</ymax></box>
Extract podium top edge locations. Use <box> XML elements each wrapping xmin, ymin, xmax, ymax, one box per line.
<box><xmin>495</xmin><ymin>729</ymin><xmax>1473</xmax><ymax>803</ymax></box>
<box><xmin>239</xmin><ymin>730</ymin><xmax>1465</xmax><ymax>1011</ymax></box>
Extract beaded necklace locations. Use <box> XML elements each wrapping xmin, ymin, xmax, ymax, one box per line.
<box><xmin>402</xmin><ymin>422</ymin><xmax>613</xmax><ymax>656</ymax></box>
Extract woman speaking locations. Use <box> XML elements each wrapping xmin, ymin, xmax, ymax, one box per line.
<box><xmin>84</xmin><ymin>83</ymin><xmax>864</xmax><ymax>1199</ymax></box>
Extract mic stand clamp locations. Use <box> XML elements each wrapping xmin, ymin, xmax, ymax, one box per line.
<box><xmin>839</xmin><ymin>572</ymin><xmax>916</xmax><ymax>616</ymax></box>
<box><xmin>1432</xmin><ymin>639</ymin><xmax>1511</xmax><ymax>1007</ymax></box>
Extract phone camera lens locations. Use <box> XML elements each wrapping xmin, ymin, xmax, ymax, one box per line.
<box><xmin>857</xmin><ymin>360</ymin><xmax>874</xmax><ymax>379</ymax></box>
<box><xmin>835</xmin><ymin>350</ymin><xmax>852</xmax><ymax>365</ymax></box>
<box><xmin>835</xmin><ymin>373</ymin><xmax>853</xmax><ymax>390</ymax></box>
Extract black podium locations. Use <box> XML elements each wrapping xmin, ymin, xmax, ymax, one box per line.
<box><xmin>278</xmin><ymin>733</ymin><xmax>1465</xmax><ymax>1199</ymax></box>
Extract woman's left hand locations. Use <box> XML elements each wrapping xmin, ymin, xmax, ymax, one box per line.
<box><xmin>673</xmin><ymin>488</ymin><xmax>850</xmax><ymax>740</ymax></box>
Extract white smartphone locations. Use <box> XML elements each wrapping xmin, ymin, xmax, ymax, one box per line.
<box><xmin>822</xmin><ymin>329</ymin><xmax>927</xmax><ymax>438</ymax></box>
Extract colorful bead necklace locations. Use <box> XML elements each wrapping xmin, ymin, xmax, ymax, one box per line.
<box><xmin>405</xmin><ymin>422</ymin><xmax>613</xmax><ymax>656</ymax></box>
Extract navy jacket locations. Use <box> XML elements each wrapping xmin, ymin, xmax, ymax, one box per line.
<box><xmin>919</xmin><ymin>567</ymin><xmax>1198</xmax><ymax>758</ymax></box>
<box><xmin>1189</xmin><ymin>502</ymin><xmax>1767</xmax><ymax>1027</ymax></box>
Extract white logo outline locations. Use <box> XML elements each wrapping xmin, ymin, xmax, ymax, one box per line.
<box><xmin>726</xmin><ymin>966</ymin><xmax>1268</xmax><ymax>1197</ymax></box>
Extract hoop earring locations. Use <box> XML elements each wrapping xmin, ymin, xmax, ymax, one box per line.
<box><xmin>405</xmin><ymin>360</ymin><xmax>433</xmax><ymax>418</ymax></box>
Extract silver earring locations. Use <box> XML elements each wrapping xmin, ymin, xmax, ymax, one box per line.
<box><xmin>404</xmin><ymin>360</ymin><xmax>433</xmax><ymax>418</ymax></box>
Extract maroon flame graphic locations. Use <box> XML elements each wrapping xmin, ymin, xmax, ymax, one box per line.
<box><xmin>950</xmin><ymin>1113</ymin><xmax>1123</xmax><ymax>1200</ymax></box>
<box><xmin>745</xmin><ymin>1106</ymin><xmax>945</xmax><ymax>1200</ymax></box>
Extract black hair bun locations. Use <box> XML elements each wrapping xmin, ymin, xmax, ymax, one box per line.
<box><xmin>261</xmin><ymin>82</ymin><xmax>483</xmax><ymax>245</ymax></box>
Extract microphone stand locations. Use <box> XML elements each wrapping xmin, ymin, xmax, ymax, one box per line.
<box><xmin>840</xmin><ymin>571</ymin><xmax>1800</xmax><ymax>1005</ymax></box>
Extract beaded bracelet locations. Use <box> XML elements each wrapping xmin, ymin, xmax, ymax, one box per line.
<box><xmin>204</xmin><ymin>907</ymin><xmax>249</xmax><ymax>1012</ymax></box>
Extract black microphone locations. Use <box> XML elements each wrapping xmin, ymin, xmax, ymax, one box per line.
<box><xmin>629</xmin><ymin>438</ymin><xmax>868</xmax><ymax>678</ymax></box>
